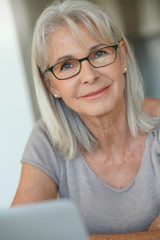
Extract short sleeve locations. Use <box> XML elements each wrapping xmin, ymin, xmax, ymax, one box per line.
<box><xmin>21</xmin><ymin>119</ymin><xmax>61</xmax><ymax>185</ymax></box>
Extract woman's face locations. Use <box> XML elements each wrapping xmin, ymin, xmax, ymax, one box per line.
<box><xmin>46</xmin><ymin>23</ymin><xmax>127</xmax><ymax>119</ymax></box>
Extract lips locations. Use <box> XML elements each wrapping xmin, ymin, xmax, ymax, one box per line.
<box><xmin>81</xmin><ymin>86</ymin><xmax>110</xmax><ymax>99</ymax></box>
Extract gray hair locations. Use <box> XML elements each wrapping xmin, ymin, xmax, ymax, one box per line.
<box><xmin>32</xmin><ymin>0</ymin><xmax>158</xmax><ymax>160</ymax></box>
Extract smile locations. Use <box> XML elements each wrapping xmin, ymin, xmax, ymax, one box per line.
<box><xmin>82</xmin><ymin>86</ymin><xmax>110</xmax><ymax>100</ymax></box>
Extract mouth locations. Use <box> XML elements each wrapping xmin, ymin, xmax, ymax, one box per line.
<box><xmin>81</xmin><ymin>86</ymin><xmax>110</xmax><ymax>100</ymax></box>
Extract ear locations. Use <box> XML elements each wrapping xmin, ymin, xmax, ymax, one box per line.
<box><xmin>119</xmin><ymin>41</ymin><xmax>127</xmax><ymax>73</ymax></box>
<box><xmin>40</xmin><ymin>72</ymin><xmax>61</xmax><ymax>98</ymax></box>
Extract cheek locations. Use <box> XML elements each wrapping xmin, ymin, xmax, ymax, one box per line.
<box><xmin>53</xmin><ymin>80</ymin><xmax>77</xmax><ymax>101</ymax></box>
<box><xmin>99</xmin><ymin>64</ymin><xmax>125</xmax><ymax>85</ymax></box>
<box><xmin>101</xmin><ymin>65</ymin><xmax>126</xmax><ymax>96</ymax></box>
<box><xmin>51</xmin><ymin>76</ymin><xmax>69</xmax><ymax>94</ymax></box>
<box><xmin>114</xmin><ymin>70</ymin><xmax>126</xmax><ymax>93</ymax></box>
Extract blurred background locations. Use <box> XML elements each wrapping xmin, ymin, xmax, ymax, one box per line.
<box><xmin>0</xmin><ymin>0</ymin><xmax>160</xmax><ymax>208</ymax></box>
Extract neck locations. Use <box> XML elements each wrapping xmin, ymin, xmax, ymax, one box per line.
<box><xmin>80</xmin><ymin>98</ymin><xmax>132</xmax><ymax>153</ymax></box>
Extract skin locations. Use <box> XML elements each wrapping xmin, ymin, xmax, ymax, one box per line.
<box><xmin>12</xmin><ymin>24</ymin><xmax>160</xmax><ymax>239</ymax></box>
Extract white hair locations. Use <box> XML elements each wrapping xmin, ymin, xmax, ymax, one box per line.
<box><xmin>32</xmin><ymin>0</ymin><xmax>158</xmax><ymax>160</ymax></box>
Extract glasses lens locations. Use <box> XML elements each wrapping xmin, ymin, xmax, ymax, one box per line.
<box><xmin>89</xmin><ymin>46</ymin><xmax>116</xmax><ymax>67</ymax></box>
<box><xmin>53</xmin><ymin>59</ymin><xmax>80</xmax><ymax>80</ymax></box>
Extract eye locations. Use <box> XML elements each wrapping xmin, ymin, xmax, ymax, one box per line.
<box><xmin>92</xmin><ymin>50</ymin><xmax>109</xmax><ymax>60</ymax></box>
<box><xmin>95</xmin><ymin>50</ymin><xmax>107</xmax><ymax>58</ymax></box>
<box><xmin>60</xmin><ymin>61</ymin><xmax>72</xmax><ymax>71</ymax></box>
<box><xmin>56</xmin><ymin>59</ymin><xmax>78</xmax><ymax>73</ymax></box>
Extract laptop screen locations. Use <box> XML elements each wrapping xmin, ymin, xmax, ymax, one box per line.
<box><xmin>0</xmin><ymin>199</ymin><xmax>89</xmax><ymax>240</ymax></box>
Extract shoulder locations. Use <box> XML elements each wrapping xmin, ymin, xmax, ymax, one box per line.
<box><xmin>28</xmin><ymin>119</ymin><xmax>52</xmax><ymax>144</ymax></box>
<box><xmin>32</xmin><ymin>118</ymin><xmax>47</xmax><ymax>134</ymax></box>
<box><xmin>143</xmin><ymin>98</ymin><xmax>160</xmax><ymax>117</ymax></box>
<box><xmin>23</xmin><ymin>118</ymin><xmax>55</xmax><ymax>159</ymax></box>
<box><xmin>22</xmin><ymin>119</ymin><xmax>63</xmax><ymax>183</ymax></box>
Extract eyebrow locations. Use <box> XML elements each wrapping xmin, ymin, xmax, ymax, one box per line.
<box><xmin>54</xmin><ymin>43</ymin><xmax>107</xmax><ymax>63</ymax></box>
<box><xmin>89</xmin><ymin>43</ymin><xmax>106</xmax><ymax>52</ymax></box>
<box><xmin>55</xmin><ymin>55</ymin><xmax>74</xmax><ymax>63</ymax></box>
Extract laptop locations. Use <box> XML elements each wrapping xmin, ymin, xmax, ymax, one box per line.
<box><xmin>0</xmin><ymin>199</ymin><xmax>89</xmax><ymax>240</ymax></box>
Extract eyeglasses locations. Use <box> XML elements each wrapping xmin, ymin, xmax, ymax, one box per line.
<box><xmin>45</xmin><ymin>43</ymin><xmax>118</xmax><ymax>80</ymax></box>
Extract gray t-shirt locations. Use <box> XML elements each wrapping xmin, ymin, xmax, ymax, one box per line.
<box><xmin>22</xmin><ymin>119</ymin><xmax>160</xmax><ymax>235</ymax></box>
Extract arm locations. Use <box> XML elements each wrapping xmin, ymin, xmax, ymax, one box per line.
<box><xmin>90</xmin><ymin>214</ymin><xmax>160</xmax><ymax>240</ymax></box>
<box><xmin>143</xmin><ymin>97</ymin><xmax>160</xmax><ymax>117</ymax></box>
<box><xmin>90</xmin><ymin>230</ymin><xmax>160</xmax><ymax>240</ymax></box>
<box><xmin>90</xmin><ymin>213</ymin><xmax>160</xmax><ymax>240</ymax></box>
<box><xmin>149</xmin><ymin>213</ymin><xmax>160</xmax><ymax>232</ymax></box>
<box><xmin>11</xmin><ymin>163</ymin><xmax>58</xmax><ymax>206</ymax></box>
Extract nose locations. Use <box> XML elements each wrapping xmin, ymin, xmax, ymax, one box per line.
<box><xmin>80</xmin><ymin>60</ymin><xmax>98</xmax><ymax>84</ymax></box>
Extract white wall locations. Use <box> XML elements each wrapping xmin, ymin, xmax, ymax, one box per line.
<box><xmin>0</xmin><ymin>0</ymin><xmax>35</xmax><ymax>208</ymax></box>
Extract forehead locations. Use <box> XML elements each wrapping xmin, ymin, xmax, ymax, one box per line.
<box><xmin>47</xmin><ymin>23</ymin><xmax>106</xmax><ymax>61</ymax></box>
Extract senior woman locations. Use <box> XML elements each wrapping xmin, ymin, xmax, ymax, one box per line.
<box><xmin>12</xmin><ymin>0</ymin><xmax>160</xmax><ymax>239</ymax></box>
